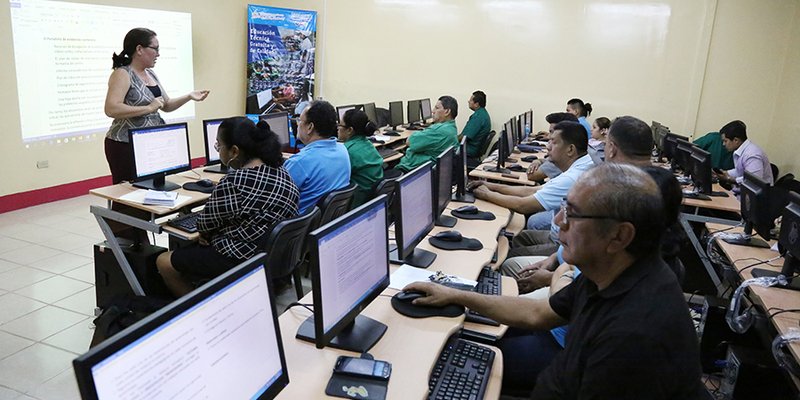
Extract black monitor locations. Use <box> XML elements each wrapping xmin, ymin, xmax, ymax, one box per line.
<box><xmin>752</xmin><ymin>192</ymin><xmax>800</xmax><ymax>290</ymax></box>
<box><xmin>73</xmin><ymin>254</ymin><xmax>289</xmax><ymax>400</ymax></box>
<box><xmin>433</xmin><ymin>146</ymin><xmax>456</xmax><ymax>227</ymax></box>
<box><xmin>690</xmin><ymin>147</ymin><xmax>713</xmax><ymax>196</ymax></box>
<box><xmin>483</xmin><ymin>127</ymin><xmax>511</xmax><ymax>174</ymax></box>
<box><xmin>674</xmin><ymin>139</ymin><xmax>694</xmax><ymax>173</ymax></box>
<box><xmin>390</xmin><ymin>162</ymin><xmax>437</xmax><ymax>268</ymax></box>
<box><xmin>722</xmin><ymin>172</ymin><xmax>778</xmax><ymax>248</ymax></box>
<box><xmin>522</xmin><ymin>110</ymin><xmax>534</xmax><ymax>141</ymax></box>
<box><xmin>507</xmin><ymin>118</ymin><xmax>518</xmax><ymax>154</ymax></box>
<box><xmin>202</xmin><ymin>118</ymin><xmax>228</xmax><ymax>174</ymax></box>
<box><xmin>662</xmin><ymin>132</ymin><xmax>689</xmax><ymax>163</ymax></box>
<box><xmin>129</xmin><ymin>123</ymin><xmax>191</xmax><ymax>191</ymax></box>
<box><xmin>296</xmin><ymin>196</ymin><xmax>390</xmax><ymax>352</ymax></box>
<box><xmin>336</xmin><ymin>104</ymin><xmax>358</xmax><ymax>123</ymax></box>
<box><xmin>387</xmin><ymin>101</ymin><xmax>404</xmax><ymax>135</ymax></box>
<box><xmin>259</xmin><ymin>112</ymin><xmax>292</xmax><ymax>151</ymax></box>
<box><xmin>407</xmin><ymin>99</ymin><xmax>422</xmax><ymax>124</ymax></box>
<box><xmin>420</xmin><ymin>98</ymin><xmax>432</xmax><ymax>121</ymax></box>
<box><xmin>654</xmin><ymin>125</ymin><xmax>670</xmax><ymax>154</ymax></box>
<box><xmin>363</xmin><ymin>102</ymin><xmax>378</xmax><ymax>126</ymax></box>
<box><xmin>451</xmin><ymin>136</ymin><xmax>475</xmax><ymax>203</ymax></box>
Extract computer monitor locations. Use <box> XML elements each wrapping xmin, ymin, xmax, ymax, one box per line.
<box><xmin>296</xmin><ymin>196</ymin><xmax>390</xmax><ymax>352</ymax></box>
<box><xmin>202</xmin><ymin>118</ymin><xmax>228</xmax><ymax>174</ymax></box>
<box><xmin>483</xmin><ymin>127</ymin><xmax>511</xmax><ymax>174</ymax></box>
<box><xmin>722</xmin><ymin>172</ymin><xmax>778</xmax><ymax>248</ymax></box>
<box><xmin>522</xmin><ymin>110</ymin><xmax>534</xmax><ymax>141</ymax></box>
<box><xmin>507</xmin><ymin>118</ymin><xmax>518</xmax><ymax>153</ymax></box>
<box><xmin>390</xmin><ymin>162</ymin><xmax>437</xmax><ymax>268</ymax></box>
<box><xmin>362</xmin><ymin>102</ymin><xmax>379</xmax><ymax>126</ymax></box>
<box><xmin>662</xmin><ymin>132</ymin><xmax>689</xmax><ymax>164</ymax></box>
<box><xmin>752</xmin><ymin>192</ymin><xmax>800</xmax><ymax>290</ymax></box>
<box><xmin>129</xmin><ymin>123</ymin><xmax>191</xmax><ymax>191</ymax></box>
<box><xmin>451</xmin><ymin>136</ymin><xmax>475</xmax><ymax>203</ymax></box>
<box><xmin>73</xmin><ymin>254</ymin><xmax>289</xmax><ymax>400</ymax></box>
<box><xmin>336</xmin><ymin>104</ymin><xmax>358</xmax><ymax>123</ymax></box>
<box><xmin>654</xmin><ymin>125</ymin><xmax>670</xmax><ymax>156</ymax></box>
<box><xmin>387</xmin><ymin>101</ymin><xmax>404</xmax><ymax>135</ymax></box>
<box><xmin>674</xmin><ymin>139</ymin><xmax>694</xmax><ymax>173</ymax></box>
<box><xmin>420</xmin><ymin>98</ymin><xmax>432</xmax><ymax>121</ymax></box>
<box><xmin>258</xmin><ymin>112</ymin><xmax>292</xmax><ymax>151</ymax></box>
<box><xmin>690</xmin><ymin>147</ymin><xmax>713</xmax><ymax>196</ymax></box>
<box><xmin>407</xmin><ymin>99</ymin><xmax>422</xmax><ymax>125</ymax></box>
<box><xmin>433</xmin><ymin>146</ymin><xmax>456</xmax><ymax>227</ymax></box>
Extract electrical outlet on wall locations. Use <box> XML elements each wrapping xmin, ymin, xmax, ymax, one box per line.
<box><xmin>36</xmin><ymin>160</ymin><xmax>49</xmax><ymax>169</ymax></box>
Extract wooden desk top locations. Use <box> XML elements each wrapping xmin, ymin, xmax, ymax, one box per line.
<box><xmin>89</xmin><ymin>173</ymin><xmax>211</xmax><ymax>216</ymax></box>
<box><xmin>469</xmin><ymin>150</ymin><xmax>546</xmax><ymax>187</ymax></box>
<box><xmin>682</xmin><ymin>184</ymin><xmax>740</xmax><ymax>213</ymax></box>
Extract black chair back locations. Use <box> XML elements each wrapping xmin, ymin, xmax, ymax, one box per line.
<box><xmin>262</xmin><ymin>207</ymin><xmax>321</xmax><ymax>300</ymax></box>
<box><xmin>479</xmin><ymin>130</ymin><xmax>497</xmax><ymax>159</ymax></box>
<box><xmin>373</xmin><ymin>178</ymin><xmax>398</xmax><ymax>224</ymax></box>
<box><xmin>316</xmin><ymin>183</ymin><xmax>357</xmax><ymax>229</ymax></box>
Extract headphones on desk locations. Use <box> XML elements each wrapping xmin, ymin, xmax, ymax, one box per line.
<box><xmin>726</xmin><ymin>276</ymin><xmax>785</xmax><ymax>333</ymax></box>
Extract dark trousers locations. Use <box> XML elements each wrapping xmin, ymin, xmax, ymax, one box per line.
<box><xmin>498</xmin><ymin>328</ymin><xmax>562</xmax><ymax>395</ymax></box>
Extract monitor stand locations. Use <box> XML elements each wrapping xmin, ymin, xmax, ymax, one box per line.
<box><xmin>132</xmin><ymin>175</ymin><xmax>180</xmax><ymax>192</ymax></box>
<box><xmin>389</xmin><ymin>247</ymin><xmax>436</xmax><ymax>268</ymax></box>
<box><xmin>483</xmin><ymin>165</ymin><xmax>511</xmax><ymax>174</ymax></box>
<box><xmin>451</xmin><ymin>192</ymin><xmax>475</xmax><ymax>203</ymax></box>
<box><xmin>296</xmin><ymin>315</ymin><xmax>387</xmax><ymax>353</ymax></box>
<box><xmin>721</xmin><ymin>234</ymin><xmax>770</xmax><ymax>249</ymax></box>
<box><xmin>203</xmin><ymin>164</ymin><xmax>228</xmax><ymax>174</ymax></box>
<box><xmin>384</xmin><ymin>125</ymin><xmax>402</xmax><ymax>136</ymax></box>
<box><xmin>435</xmin><ymin>214</ymin><xmax>457</xmax><ymax>228</ymax></box>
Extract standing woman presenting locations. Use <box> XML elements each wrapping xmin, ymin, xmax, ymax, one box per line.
<box><xmin>104</xmin><ymin>27</ymin><xmax>209</xmax><ymax>183</ymax></box>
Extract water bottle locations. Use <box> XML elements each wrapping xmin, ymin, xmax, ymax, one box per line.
<box><xmin>524</xmin><ymin>123</ymin><xmax>531</xmax><ymax>141</ymax></box>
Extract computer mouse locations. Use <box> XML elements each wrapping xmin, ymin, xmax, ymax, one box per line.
<box><xmin>385</xmin><ymin>131</ymin><xmax>401</xmax><ymax>137</ymax></box>
<box><xmin>521</xmin><ymin>155</ymin><xmax>538</xmax><ymax>162</ymax></box>
<box><xmin>434</xmin><ymin>230</ymin><xmax>463</xmax><ymax>242</ymax></box>
<box><xmin>197</xmin><ymin>179</ymin><xmax>214</xmax><ymax>188</ymax></box>
<box><xmin>455</xmin><ymin>205</ymin><xmax>479</xmax><ymax>214</ymax></box>
<box><xmin>395</xmin><ymin>290</ymin><xmax>427</xmax><ymax>303</ymax></box>
<box><xmin>508</xmin><ymin>164</ymin><xmax>525</xmax><ymax>172</ymax></box>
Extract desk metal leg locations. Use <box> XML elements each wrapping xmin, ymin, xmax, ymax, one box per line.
<box><xmin>90</xmin><ymin>205</ymin><xmax>162</xmax><ymax>297</ymax></box>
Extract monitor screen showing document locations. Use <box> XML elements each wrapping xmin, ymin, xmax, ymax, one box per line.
<box><xmin>130</xmin><ymin>123</ymin><xmax>191</xmax><ymax>179</ymax></box>
<box><xmin>203</xmin><ymin>119</ymin><xmax>224</xmax><ymax>164</ymax></box>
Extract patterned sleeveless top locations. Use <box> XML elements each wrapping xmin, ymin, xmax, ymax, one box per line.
<box><xmin>105</xmin><ymin>65</ymin><xmax>167</xmax><ymax>143</ymax></box>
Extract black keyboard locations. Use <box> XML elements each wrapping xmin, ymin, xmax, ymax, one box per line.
<box><xmin>378</xmin><ymin>147</ymin><xmax>400</xmax><ymax>159</ymax></box>
<box><xmin>167</xmin><ymin>212</ymin><xmax>200</xmax><ymax>233</ymax></box>
<box><xmin>428</xmin><ymin>334</ymin><xmax>495</xmax><ymax>400</ymax></box>
<box><xmin>465</xmin><ymin>267</ymin><xmax>501</xmax><ymax>326</ymax></box>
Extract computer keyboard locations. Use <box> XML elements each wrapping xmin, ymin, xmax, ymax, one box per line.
<box><xmin>378</xmin><ymin>147</ymin><xmax>401</xmax><ymax>159</ymax></box>
<box><xmin>428</xmin><ymin>334</ymin><xmax>495</xmax><ymax>400</ymax></box>
<box><xmin>166</xmin><ymin>212</ymin><xmax>200</xmax><ymax>233</ymax></box>
<box><xmin>465</xmin><ymin>267</ymin><xmax>501</xmax><ymax>326</ymax></box>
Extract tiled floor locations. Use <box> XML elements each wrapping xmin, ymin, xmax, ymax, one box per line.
<box><xmin>0</xmin><ymin>195</ymin><xmax>308</xmax><ymax>399</ymax></box>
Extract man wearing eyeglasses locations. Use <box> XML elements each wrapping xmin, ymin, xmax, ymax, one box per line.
<box><xmin>404</xmin><ymin>163</ymin><xmax>708</xmax><ymax>399</ymax></box>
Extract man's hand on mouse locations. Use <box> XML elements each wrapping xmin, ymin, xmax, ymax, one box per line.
<box><xmin>402</xmin><ymin>282</ymin><xmax>459</xmax><ymax>307</ymax></box>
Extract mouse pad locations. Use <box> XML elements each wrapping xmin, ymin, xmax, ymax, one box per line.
<box><xmin>428</xmin><ymin>237</ymin><xmax>483</xmax><ymax>251</ymax></box>
<box><xmin>182</xmin><ymin>182</ymin><xmax>214</xmax><ymax>193</ymax></box>
<box><xmin>450</xmin><ymin>210</ymin><xmax>496</xmax><ymax>220</ymax></box>
<box><xmin>391</xmin><ymin>293</ymin><xmax>464</xmax><ymax>319</ymax></box>
<box><xmin>326</xmin><ymin>373</ymin><xmax>388</xmax><ymax>400</ymax></box>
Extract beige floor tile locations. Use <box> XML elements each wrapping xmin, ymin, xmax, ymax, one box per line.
<box><xmin>27</xmin><ymin>253</ymin><xmax>91</xmax><ymax>275</ymax></box>
<box><xmin>0</xmin><ymin>343</ymin><xmax>75</xmax><ymax>394</ymax></box>
<box><xmin>0</xmin><ymin>245</ymin><xmax>62</xmax><ymax>267</ymax></box>
<box><xmin>29</xmin><ymin>367</ymin><xmax>81</xmax><ymax>400</ymax></box>
<box><xmin>14</xmin><ymin>276</ymin><xmax>92</xmax><ymax>304</ymax></box>
<box><xmin>42</xmin><ymin>318</ymin><xmax>93</xmax><ymax>355</ymax></box>
<box><xmin>0</xmin><ymin>260</ymin><xmax>21</xmax><ymax>275</ymax></box>
<box><xmin>0</xmin><ymin>237</ymin><xmax>30</xmax><ymax>255</ymax></box>
<box><xmin>0</xmin><ymin>331</ymin><xmax>34</xmax><ymax>361</ymax></box>
<box><xmin>0</xmin><ymin>386</ymin><xmax>24</xmax><ymax>400</ymax></box>
<box><xmin>0</xmin><ymin>224</ymin><xmax>65</xmax><ymax>245</ymax></box>
<box><xmin>0</xmin><ymin>267</ymin><xmax>54</xmax><ymax>292</ymax></box>
<box><xmin>53</xmin><ymin>288</ymin><xmax>96</xmax><ymax>316</ymax></box>
<box><xmin>0</xmin><ymin>293</ymin><xmax>47</xmax><ymax>325</ymax></box>
<box><xmin>66</xmin><ymin>245</ymin><xmax>94</xmax><ymax>259</ymax></box>
<box><xmin>0</xmin><ymin>306</ymin><xmax>86</xmax><ymax>342</ymax></box>
<box><xmin>62</xmin><ymin>264</ymin><xmax>94</xmax><ymax>285</ymax></box>
<box><xmin>38</xmin><ymin>234</ymin><xmax>97</xmax><ymax>254</ymax></box>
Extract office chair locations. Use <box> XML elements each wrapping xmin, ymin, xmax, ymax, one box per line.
<box><xmin>316</xmin><ymin>183</ymin><xmax>357</xmax><ymax>229</ymax></box>
<box><xmin>771</xmin><ymin>163</ymin><xmax>780</xmax><ymax>182</ymax></box>
<box><xmin>479</xmin><ymin>130</ymin><xmax>497</xmax><ymax>160</ymax></box>
<box><xmin>260</xmin><ymin>207</ymin><xmax>321</xmax><ymax>300</ymax></box>
<box><xmin>372</xmin><ymin>178</ymin><xmax>398</xmax><ymax>225</ymax></box>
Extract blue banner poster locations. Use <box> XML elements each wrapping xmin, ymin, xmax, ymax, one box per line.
<box><xmin>246</xmin><ymin>5</ymin><xmax>316</xmax><ymax>115</ymax></box>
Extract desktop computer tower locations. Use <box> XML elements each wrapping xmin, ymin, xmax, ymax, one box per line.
<box><xmin>93</xmin><ymin>242</ymin><xmax>170</xmax><ymax>310</ymax></box>
<box><xmin>720</xmin><ymin>345</ymin><xmax>794</xmax><ymax>399</ymax></box>
<box><xmin>698</xmin><ymin>296</ymin><xmax>763</xmax><ymax>373</ymax></box>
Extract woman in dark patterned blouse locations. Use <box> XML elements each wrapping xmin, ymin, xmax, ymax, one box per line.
<box><xmin>156</xmin><ymin>117</ymin><xmax>299</xmax><ymax>296</ymax></box>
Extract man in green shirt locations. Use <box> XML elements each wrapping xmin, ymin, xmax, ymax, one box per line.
<box><xmin>693</xmin><ymin>131</ymin><xmax>734</xmax><ymax>170</ymax></box>
<box><xmin>461</xmin><ymin>90</ymin><xmax>492</xmax><ymax>162</ymax></box>
<box><xmin>396</xmin><ymin>95</ymin><xmax>459</xmax><ymax>173</ymax></box>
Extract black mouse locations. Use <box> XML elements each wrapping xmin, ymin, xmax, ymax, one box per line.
<box><xmin>395</xmin><ymin>290</ymin><xmax>427</xmax><ymax>303</ymax></box>
<box><xmin>455</xmin><ymin>205</ymin><xmax>479</xmax><ymax>214</ymax></box>
<box><xmin>385</xmin><ymin>131</ymin><xmax>401</xmax><ymax>137</ymax></box>
<box><xmin>508</xmin><ymin>164</ymin><xmax>525</xmax><ymax>172</ymax></box>
<box><xmin>434</xmin><ymin>230</ymin><xmax>462</xmax><ymax>242</ymax></box>
<box><xmin>197</xmin><ymin>179</ymin><xmax>214</xmax><ymax>188</ymax></box>
<box><xmin>521</xmin><ymin>155</ymin><xmax>538</xmax><ymax>162</ymax></box>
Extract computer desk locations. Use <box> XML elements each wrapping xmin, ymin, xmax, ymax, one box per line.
<box><xmin>681</xmin><ymin>183</ymin><xmax>739</xmax><ymax>214</ymax></box>
<box><xmin>709</xmin><ymin>223</ymin><xmax>800</xmax><ymax>388</ymax></box>
<box><xmin>278</xmin><ymin>198</ymin><xmax>516</xmax><ymax>399</ymax></box>
<box><xmin>468</xmin><ymin>149</ymin><xmax>547</xmax><ymax>187</ymax></box>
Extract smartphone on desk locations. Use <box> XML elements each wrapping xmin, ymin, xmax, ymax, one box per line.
<box><xmin>334</xmin><ymin>356</ymin><xmax>392</xmax><ymax>380</ymax></box>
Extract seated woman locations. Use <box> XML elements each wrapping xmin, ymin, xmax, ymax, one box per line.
<box><xmin>588</xmin><ymin>116</ymin><xmax>610</xmax><ymax>164</ymax></box>
<box><xmin>156</xmin><ymin>117</ymin><xmax>299</xmax><ymax>297</ymax></box>
<box><xmin>338</xmin><ymin>109</ymin><xmax>384</xmax><ymax>207</ymax></box>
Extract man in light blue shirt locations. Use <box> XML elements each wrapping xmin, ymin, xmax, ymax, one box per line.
<box><xmin>714</xmin><ymin>120</ymin><xmax>773</xmax><ymax>193</ymax></box>
<box><xmin>284</xmin><ymin>100</ymin><xmax>350</xmax><ymax>214</ymax></box>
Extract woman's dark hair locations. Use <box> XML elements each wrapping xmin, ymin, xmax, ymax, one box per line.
<box><xmin>567</xmin><ymin>98</ymin><xmax>592</xmax><ymax>117</ymax></box>
<box><xmin>112</xmin><ymin>28</ymin><xmax>157</xmax><ymax>69</ymax></box>
<box><xmin>218</xmin><ymin>117</ymin><xmax>283</xmax><ymax>168</ymax></box>
<box><xmin>595</xmin><ymin>117</ymin><xmax>611</xmax><ymax>130</ymax></box>
<box><xmin>643</xmin><ymin>165</ymin><xmax>687</xmax><ymax>280</ymax></box>
<box><xmin>342</xmin><ymin>109</ymin><xmax>377</xmax><ymax>137</ymax></box>
<box><xmin>304</xmin><ymin>100</ymin><xmax>338</xmax><ymax>138</ymax></box>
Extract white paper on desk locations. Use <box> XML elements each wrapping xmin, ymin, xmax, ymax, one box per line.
<box><xmin>389</xmin><ymin>265</ymin><xmax>477</xmax><ymax>290</ymax></box>
<box><xmin>118</xmin><ymin>189</ymin><xmax>193</xmax><ymax>209</ymax></box>
<box><xmin>772</xmin><ymin>242</ymin><xmax>780</xmax><ymax>252</ymax></box>
<box><xmin>373</xmin><ymin>134</ymin><xmax>392</xmax><ymax>142</ymax></box>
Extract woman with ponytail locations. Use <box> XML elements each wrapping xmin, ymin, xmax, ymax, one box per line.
<box><xmin>338</xmin><ymin>109</ymin><xmax>384</xmax><ymax>206</ymax></box>
<box><xmin>104</xmin><ymin>28</ymin><xmax>210</xmax><ymax>183</ymax></box>
<box><xmin>156</xmin><ymin>117</ymin><xmax>299</xmax><ymax>297</ymax></box>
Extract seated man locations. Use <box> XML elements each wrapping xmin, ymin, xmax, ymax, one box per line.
<box><xmin>284</xmin><ymin>100</ymin><xmax>351</xmax><ymax>214</ymax></box>
<box><xmin>395</xmin><ymin>95</ymin><xmax>459</xmax><ymax>173</ymax></box>
<box><xmin>461</xmin><ymin>90</ymin><xmax>492</xmax><ymax>165</ymax></box>
<box><xmin>472</xmin><ymin>121</ymin><xmax>594</xmax><ymax>272</ymax></box>
<box><xmin>714</xmin><ymin>120</ymin><xmax>774</xmax><ymax>192</ymax></box>
<box><xmin>406</xmin><ymin>163</ymin><xmax>708</xmax><ymax>399</ymax></box>
<box><xmin>693</xmin><ymin>131</ymin><xmax>734</xmax><ymax>170</ymax></box>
